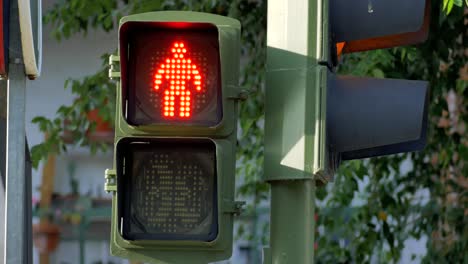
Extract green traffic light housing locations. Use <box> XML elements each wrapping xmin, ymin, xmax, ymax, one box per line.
<box><xmin>327</xmin><ymin>76</ymin><xmax>428</xmax><ymax>161</ymax></box>
<box><xmin>105</xmin><ymin>11</ymin><xmax>243</xmax><ymax>264</ymax></box>
<box><xmin>327</xmin><ymin>0</ymin><xmax>430</xmax><ymax>166</ymax></box>
<box><xmin>265</xmin><ymin>0</ymin><xmax>430</xmax><ymax>184</ymax></box>
<box><xmin>114</xmin><ymin>12</ymin><xmax>241</xmax><ymax>137</ymax></box>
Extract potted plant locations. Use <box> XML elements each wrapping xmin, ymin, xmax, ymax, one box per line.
<box><xmin>31</xmin><ymin>59</ymin><xmax>116</xmax><ymax>168</ymax></box>
<box><xmin>32</xmin><ymin>209</ymin><xmax>61</xmax><ymax>254</ymax></box>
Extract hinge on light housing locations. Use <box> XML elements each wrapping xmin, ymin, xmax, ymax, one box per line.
<box><xmin>222</xmin><ymin>199</ymin><xmax>246</xmax><ymax>216</ymax></box>
<box><xmin>104</xmin><ymin>169</ymin><xmax>117</xmax><ymax>193</ymax></box>
<box><xmin>108</xmin><ymin>55</ymin><xmax>121</xmax><ymax>80</ymax></box>
<box><xmin>226</xmin><ymin>85</ymin><xmax>249</xmax><ymax>101</ymax></box>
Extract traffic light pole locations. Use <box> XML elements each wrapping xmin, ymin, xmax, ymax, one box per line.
<box><xmin>3</xmin><ymin>0</ymin><xmax>31</xmax><ymax>262</ymax></box>
<box><xmin>265</xmin><ymin>0</ymin><xmax>327</xmax><ymax>263</ymax></box>
<box><xmin>269</xmin><ymin>181</ymin><xmax>315</xmax><ymax>263</ymax></box>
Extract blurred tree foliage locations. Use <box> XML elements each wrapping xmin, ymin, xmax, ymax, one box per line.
<box><xmin>32</xmin><ymin>0</ymin><xmax>466</xmax><ymax>263</ymax></box>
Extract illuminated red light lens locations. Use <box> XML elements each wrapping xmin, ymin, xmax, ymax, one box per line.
<box><xmin>153</xmin><ymin>42</ymin><xmax>204</xmax><ymax>120</ymax></box>
<box><xmin>124</xmin><ymin>23</ymin><xmax>221</xmax><ymax>126</ymax></box>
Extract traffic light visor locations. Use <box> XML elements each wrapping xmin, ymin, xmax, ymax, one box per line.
<box><xmin>120</xmin><ymin>22</ymin><xmax>222</xmax><ymax>126</ymax></box>
<box><xmin>327</xmin><ymin>76</ymin><xmax>428</xmax><ymax>160</ymax></box>
<box><xmin>116</xmin><ymin>138</ymin><xmax>218</xmax><ymax>241</ymax></box>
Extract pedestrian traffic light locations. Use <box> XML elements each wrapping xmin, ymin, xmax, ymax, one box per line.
<box><xmin>123</xmin><ymin>25</ymin><xmax>223</xmax><ymax>126</ymax></box>
<box><xmin>265</xmin><ymin>0</ymin><xmax>430</xmax><ymax>183</ymax></box>
<box><xmin>105</xmin><ymin>11</ymin><xmax>243</xmax><ymax>264</ymax></box>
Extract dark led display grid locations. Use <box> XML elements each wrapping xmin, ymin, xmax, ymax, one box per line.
<box><xmin>117</xmin><ymin>138</ymin><xmax>218</xmax><ymax>241</ymax></box>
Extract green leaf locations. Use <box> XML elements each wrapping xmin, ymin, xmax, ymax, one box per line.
<box><xmin>371</xmin><ymin>68</ymin><xmax>385</xmax><ymax>78</ymax></box>
<box><xmin>456</xmin><ymin>79</ymin><xmax>467</xmax><ymax>94</ymax></box>
<box><xmin>447</xmin><ymin>0</ymin><xmax>454</xmax><ymax>13</ymax></box>
<box><xmin>240</xmin><ymin>119</ymin><xmax>255</xmax><ymax>137</ymax></box>
<box><xmin>443</xmin><ymin>0</ymin><xmax>450</xmax><ymax>10</ymax></box>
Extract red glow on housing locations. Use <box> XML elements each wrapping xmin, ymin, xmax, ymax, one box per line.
<box><xmin>153</xmin><ymin>42</ymin><xmax>203</xmax><ymax>119</ymax></box>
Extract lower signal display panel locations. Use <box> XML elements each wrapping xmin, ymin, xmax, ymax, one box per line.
<box><xmin>116</xmin><ymin>138</ymin><xmax>218</xmax><ymax>241</ymax></box>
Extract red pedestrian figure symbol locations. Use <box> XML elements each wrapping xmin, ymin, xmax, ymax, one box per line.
<box><xmin>154</xmin><ymin>42</ymin><xmax>202</xmax><ymax>118</ymax></box>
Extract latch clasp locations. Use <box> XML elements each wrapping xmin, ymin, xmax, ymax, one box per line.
<box><xmin>104</xmin><ymin>169</ymin><xmax>117</xmax><ymax>193</ymax></box>
<box><xmin>108</xmin><ymin>55</ymin><xmax>121</xmax><ymax>80</ymax></box>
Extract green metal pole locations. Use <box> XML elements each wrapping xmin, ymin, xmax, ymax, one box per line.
<box><xmin>270</xmin><ymin>180</ymin><xmax>315</xmax><ymax>264</ymax></box>
<box><xmin>265</xmin><ymin>0</ymin><xmax>328</xmax><ymax>263</ymax></box>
